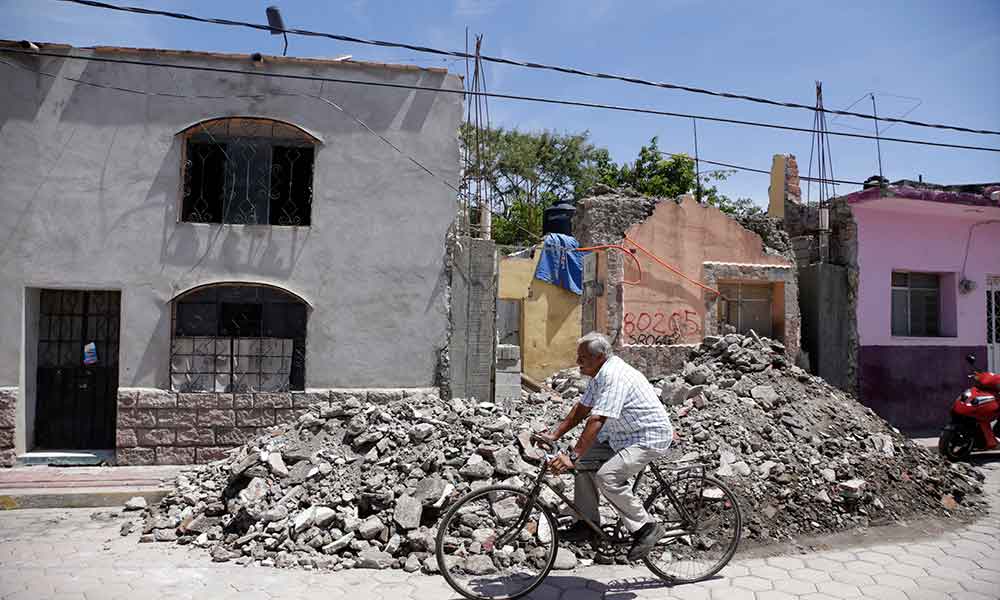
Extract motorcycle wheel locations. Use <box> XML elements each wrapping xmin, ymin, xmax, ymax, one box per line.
<box><xmin>938</xmin><ymin>427</ymin><xmax>974</xmax><ymax>461</ymax></box>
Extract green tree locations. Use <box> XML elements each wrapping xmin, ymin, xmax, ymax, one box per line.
<box><xmin>461</xmin><ymin>130</ymin><xmax>761</xmax><ymax>245</ymax></box>
<box><xmin>606</xmin><ymin>136</ymin><xmax>762</xmax><ymax>218</ymax></box>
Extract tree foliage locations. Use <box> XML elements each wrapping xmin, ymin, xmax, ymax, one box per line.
<box><xmin>461</xmin><ymin>128</ymin><xmax>761</xmax><ymax>246</ymax></box>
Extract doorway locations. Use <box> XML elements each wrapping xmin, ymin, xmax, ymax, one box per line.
<box><xmin>34</xmin><ymin>290</ymin><xmax>120</xmax><ymax>450</ymax></box>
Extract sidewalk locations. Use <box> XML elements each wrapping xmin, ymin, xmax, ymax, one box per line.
<box><xmin>0</xmin><ymin>465</ymin><xmax>183</xmax><ymax>509</ymax></box>
<box><xmin>0</xmin><ymin>460</ymin><xmax>997</xmax><ymax>599</ymax></box>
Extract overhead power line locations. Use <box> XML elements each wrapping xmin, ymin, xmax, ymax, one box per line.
<box><xmin>3</xmin><ymin>47</ymin><xmax>999</xmax><ymax>155</ymax></box>
<box><xmin>657</xmin><ymin>151</ymin><xmax>866</xmax><ymax>186</ymax></box>
<box><xmin>0</xmin><ymin>53</ymin><xmax>868</xmax><ymax>192</ymax></box>
<box><xmin>55</xmin><ymin>0</ymin><xmax>1000</xmax><ymax>137</ymax></box>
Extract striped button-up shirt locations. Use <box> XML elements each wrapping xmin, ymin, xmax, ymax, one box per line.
<box><xmin>579</xmin><ymin>355</ymin><xmax>673</xmax><ymax>451</ymax></box>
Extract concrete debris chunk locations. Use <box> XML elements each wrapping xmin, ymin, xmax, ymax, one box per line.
<box><xmin>124</xmin><ymin>496</ymin><xmax>147</xmax><ymax>511</ymax></box>
<box><xmin>459</xmin><ymin>454</ymin><xmax>495</xmax><ymax>480</ymax></box>
<box><xmin>267</xmin><ymin>452</ymin><xmax>289</xmax><ymax>477</ymax></box>
<box><xmin>393</xmin><ymin>495</ymin><xmax>422</xmax><ymax>530</ymax></box>
<box><xmin>357</xmin><ymin>549</ymin><xmax>393</xmax><ymax>569</ymax></box>
<box><xmin>293</xmin><ymin>507</ymin><xmax>316</xmax><ymax>533</ymax></box>
<box><xmin>357</xmin><ymin>516</ymin><xmax>385</xmax><ymax>540</ymax></box>
<box><xmin>839</xmin><ymin>479</ymin><xmax>867</xmax><ymax>501</ymax></box>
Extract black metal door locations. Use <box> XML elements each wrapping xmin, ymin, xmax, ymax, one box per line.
<box><xmin>35</xmin><ymin>290</ymin><xmax>120</xmax><ymax>449</ymax></box>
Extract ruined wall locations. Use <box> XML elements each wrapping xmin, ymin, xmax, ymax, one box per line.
<box><xmin>774</xmin><ymin>154</ymin><xmax>861</xmax><ymax>394</ymax></box>
<box><xmin>576</xmin><ymin>192</ymin><xmax>800</xmax><ymax>379</ymax></box>
<box><xmin>621</xmin><ymin>197</ymin><xmax>791</xmax><ymax>344</ymax></box>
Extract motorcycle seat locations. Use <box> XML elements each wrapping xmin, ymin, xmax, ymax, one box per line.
<box><xmin>978</xmin><ymin>372</ymin><xmax>1000</xmax><ymax>392</ymax></box>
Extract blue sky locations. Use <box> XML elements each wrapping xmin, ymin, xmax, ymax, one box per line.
<box><xmin>3</xmin><ymin>0</ymin><xmax>998</xmax><ymax>206</ymax></box>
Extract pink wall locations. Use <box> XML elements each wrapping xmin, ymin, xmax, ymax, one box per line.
<box><xmin>854</xmin><ymin>199</ymin><xmax>1000</xmax><ymax>346</ymax></box>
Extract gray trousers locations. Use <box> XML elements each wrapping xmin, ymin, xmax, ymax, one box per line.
<box><xmin>574</xmin><ymin>440</ymin><xmax>670</xmax><ymax>533</ymax></box>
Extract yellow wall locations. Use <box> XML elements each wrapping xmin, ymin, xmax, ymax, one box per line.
<box><xmin>498</xmin><ymin>254</ymin><xmax>582</xmax><ymax>380</ymax></box>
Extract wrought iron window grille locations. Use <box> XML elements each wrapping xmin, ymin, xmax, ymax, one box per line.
<box><xmin>180</xmin><ymin>118</ymin><xmax>316</xmax><ymax>226</ymax></box>
<box><xmin>170</xmin><ymin>284</ymin><xmax>307</xmax><ymax>392</ymax></box>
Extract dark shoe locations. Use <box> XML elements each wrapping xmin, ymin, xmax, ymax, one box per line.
<box><xmin>559</xmin><ymin>522</ymin><xmax>596</xmax><ymax>543</ymax></box>
<box><xmin>627</xmin><ymin>522</ymin><xmax>665</xmax><ymax>561</ymax></box>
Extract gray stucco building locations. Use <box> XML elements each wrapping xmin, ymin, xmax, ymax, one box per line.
<box><xmin>0</xmin><ymin>41</ymin><xmax>465</xmax><ymax>465</ymax></box>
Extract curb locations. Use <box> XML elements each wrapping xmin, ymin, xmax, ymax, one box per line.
<box><xmin>0</xmin><ymin>488</ymin><xmax>169</xmax><ymax>510</ymax></box>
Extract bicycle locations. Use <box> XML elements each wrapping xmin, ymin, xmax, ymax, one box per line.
<box><xmin>435</xmin><ymin>434</ymin><xmax>743</xmax><ymax>600</ymax></box>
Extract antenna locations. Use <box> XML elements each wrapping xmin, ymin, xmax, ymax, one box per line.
<box><xmin>807</xmin><ymin>81</ymin><xmax>837</xmax><ymax>263</ymax></box>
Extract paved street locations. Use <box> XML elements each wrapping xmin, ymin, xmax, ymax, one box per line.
<box><xmin>1</xmin><ymin>459</ymin><xmax>998</xmax><ymax>600</ymax></box>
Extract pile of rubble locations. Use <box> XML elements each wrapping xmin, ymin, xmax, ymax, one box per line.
<box><xmin>130</xmin><ymin>389</ymin><xmax>577</xmax><ymax>572</ymax></box>
<box><xmin>135</xmin><ymin>331</ymin><xmax>983</xmax><ymax>571</ymax></box>
<box><xmin>548</xmin><ymin>333</ymin><xmax>985</xmax><ymax>545</ymax></box>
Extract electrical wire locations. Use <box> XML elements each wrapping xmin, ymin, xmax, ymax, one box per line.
<box><xmin>54</xmin><ymin>0</ymin><xmax>1000</xmax><ymax>136</ymax></box>
<box><xmin>656</xmin><ymin>151</ymin><xmax>866</xmax><ymax>186</ymax></box>
<box><xmin>2</xmin><ymin>47</ymin><xmax>998</xmax><ymax>154</ymax></box>
<box><xmin>623</xmin><ymin>235</ymin><xmax>722</xmax><ymax>297</ymax></box>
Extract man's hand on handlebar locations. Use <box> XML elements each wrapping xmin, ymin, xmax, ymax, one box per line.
<box><xmin>547</xmin><ymin>452</ymin><xmax>574</xmax><ymax>475</ymax></box>
<box><xmin>530</xmin><ymin>431</ymin><xmax>575</xmax><ymax>474</ymax></box>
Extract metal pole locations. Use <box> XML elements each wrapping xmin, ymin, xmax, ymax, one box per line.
<box><xmin>871</xmin><ymin>94</ymin><xmax>884</xmax><ymax>183</ymax></box>
<box><xmin>693</xmin><ymin>118</ymin><xmax>702</xmax><ymax>203</ymax></box>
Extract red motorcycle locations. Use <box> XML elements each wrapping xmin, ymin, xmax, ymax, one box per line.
<box><xmin>939</xmin><ymin>354</ymin><xmax>1000</xmax><ymax>461</ymax></box>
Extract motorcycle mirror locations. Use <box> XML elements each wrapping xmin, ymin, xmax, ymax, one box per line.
<box><xmin>966</xmin><ymin>353</ymin><xmax>977</xmax><ymax>366</ymax></box>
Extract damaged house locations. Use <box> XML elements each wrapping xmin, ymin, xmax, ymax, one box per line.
<box><xmin>574</xmin><ymin>189</ymin><xmax>801</xmax><ymax>379</ymax></box>
<box><xmin>0</xmin><ymin>41</ymin><xmax>469</xmax><ymax>466</ymax></box>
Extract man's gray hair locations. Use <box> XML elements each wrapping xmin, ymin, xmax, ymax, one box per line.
<box><xmin>578</xmin><ymin>331</ymin><xmax>613</xmax><ymax>358</ymax></box>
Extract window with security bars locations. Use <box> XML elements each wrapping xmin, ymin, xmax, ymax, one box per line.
<box><xmin>181</xmin><ymin>118</ymin><xmax>316</xmax><ymax>226</ymax></box>
<box><xmin>717</xmin><ymin>283</ymin><xmax>773</xmax><ymax>338</ymax></box>
<box><xmin>891</xmin><ymin>272</ymin><xmax>940</xmax><ymax>337</ymax></box>
<box><xmin>170</xmin><ymin>284</ymin><xmax>307</xmax><ymax>392</ymax></box>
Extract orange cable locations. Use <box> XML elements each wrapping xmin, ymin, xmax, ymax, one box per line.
<box><xmin>622</xmin><ymin>234</ymin><xmax>722</xmax><ymax>297</ymax></box>
<box><xmin>575</xmin><ymin>244</ymin><xmax>642</xmax><ymax>285</ymax></box>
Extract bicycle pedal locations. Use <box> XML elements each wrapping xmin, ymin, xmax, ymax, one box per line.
<box><xmin>555</xmin><ymin>515</ymin><xmax>575</xmax><ymax>528</ymax></box>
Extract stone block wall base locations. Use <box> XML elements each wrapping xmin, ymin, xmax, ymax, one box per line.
<box><xmin>0</xmin><ymin>388</ymin><xmax>16</xmax><ymax>467</ymax></box>
<box><xmin>618</xmin><ymin>346</ymin><xmax>696</xmax><ymax>380</ymax></box>
<box><xmin>115</xmin><ymin>387</ymin><xmax>438</xmax><ymax>465</ymax></box>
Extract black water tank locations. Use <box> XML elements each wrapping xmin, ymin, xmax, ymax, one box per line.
<box><xmin>543</xmin><ymin>201</ymin><xmax>575</xmax><ymax>236</ymax></box>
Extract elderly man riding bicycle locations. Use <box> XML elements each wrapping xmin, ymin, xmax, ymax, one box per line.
<box><xmin>536</xmin><ymin>331</ymin><xmax>673</xmax><ymax>561</ymax></box>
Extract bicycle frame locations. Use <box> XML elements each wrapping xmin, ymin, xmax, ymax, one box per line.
<box><xmin>494</xmin><ymin>456</ymin><xmax>705</xmax><ymax>549</ymax></box>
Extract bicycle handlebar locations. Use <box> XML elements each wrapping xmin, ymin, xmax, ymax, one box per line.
<box><xmin>529</xmin><ymin>432</ymin><xmax>557</xmax><ymax>452</ymax></box>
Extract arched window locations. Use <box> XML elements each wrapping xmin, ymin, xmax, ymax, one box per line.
<box><xmin>170</xmin><ymin>283</ymin><xmax>308</xmax><ymax>392</ymax></box>
<box><xmin>179</xmin><ymin>117</ymin><xmax>318</xmax><ymax>226</ymax></box>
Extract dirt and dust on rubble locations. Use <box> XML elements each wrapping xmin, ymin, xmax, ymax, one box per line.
<box><xmin>126</xmin><ymin>333</ymin><xmax>984</xmax><ymax>572</ymax></box>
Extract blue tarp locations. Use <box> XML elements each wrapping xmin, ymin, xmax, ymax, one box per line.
<box><xmin>534</xmin><ymin>233</ymin><xmax>586</xmax><ymax>295</ymax></box>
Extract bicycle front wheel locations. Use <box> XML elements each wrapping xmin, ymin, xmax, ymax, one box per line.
<box><xmin>642</xmin><ymin>474</ymin><xmax>743</xmax><ymax>583</ymax></box>
<box><xmin>435</xmin><ymin>485</ymin><xmax>559</xmax><ymax>600</ymax></box>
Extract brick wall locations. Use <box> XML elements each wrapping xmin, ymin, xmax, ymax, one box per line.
<box><xmin>115</xmin><ymin>387</ymin><xmax>435</xmax><ymax>465</ymax></box>
<box><xmin>0</xmin><ymin>387</ymin><xmax>15</xmax><ymax>467</ymax></box>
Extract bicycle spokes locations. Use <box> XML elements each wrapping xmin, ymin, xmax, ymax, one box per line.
<box><xmin>437</xmin><ymin>486</ymin><xmax>558</xmax><ymax>600</ymax></box>
<box><xmin>643</xmin><ymin>475</ymin><xmax>743</xmax><ymax>583</ymax></box>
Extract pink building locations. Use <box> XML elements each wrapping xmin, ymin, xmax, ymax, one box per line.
<box><xmin>772</xmin><ymin>155</ymin><xmax>1000</xmax><ymax>431</ymax></box>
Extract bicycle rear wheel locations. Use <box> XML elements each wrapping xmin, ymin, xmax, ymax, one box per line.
<box><xmin>435</xmin><ymin>485</ymin><xmax>559</xmax><ymax>600</ymax></box>
<box><xmin>642</xmin><ymin>473</ymin><xmax>742</xmax><ymax>583</ymax></box>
